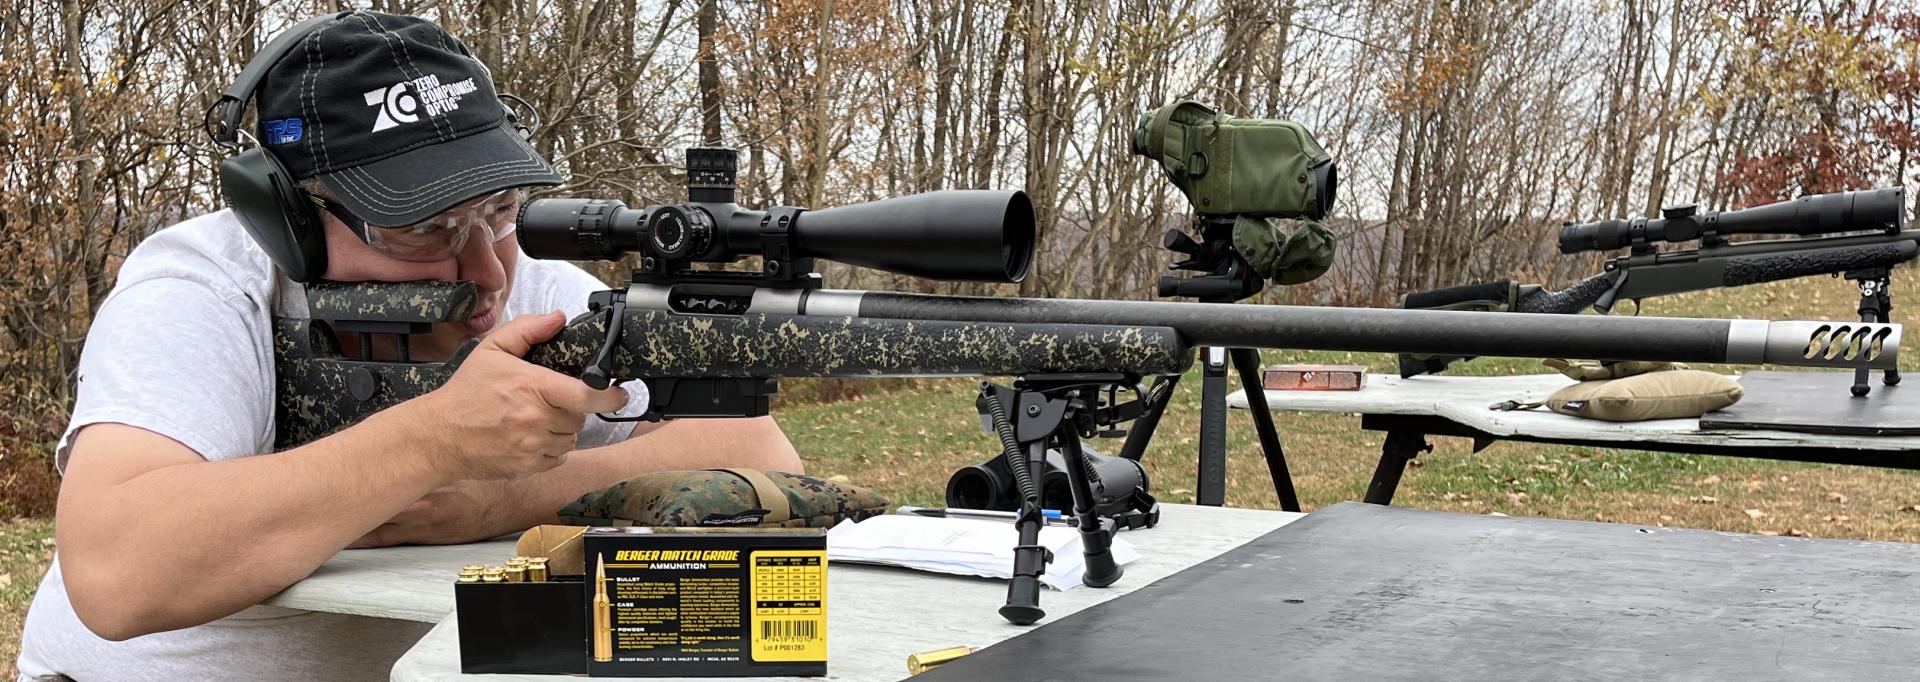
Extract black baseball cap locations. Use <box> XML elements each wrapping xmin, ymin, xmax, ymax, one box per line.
<box><xmin>254</xmin><ymin>11</ymin><xmax>561</xmax><ymax>226</ymax></box>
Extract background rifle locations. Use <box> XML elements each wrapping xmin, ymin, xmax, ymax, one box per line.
<box><xmin>1400</xmin><ymin>187</ymin><xmax>1912</xmax><ymax>385</ymax></box>
<box><xmin>274</xmin><ymin>150</ymin><xmax>1902</xmax><ymax>625</ymax></box>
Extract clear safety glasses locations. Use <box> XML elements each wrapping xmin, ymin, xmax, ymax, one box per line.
<box><xmin>311</xmin><ymin>188</ymin><xmax>523</xmax><ymax>262</ymax></box>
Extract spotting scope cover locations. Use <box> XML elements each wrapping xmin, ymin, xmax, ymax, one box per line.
<box><xmin>1560</xmin><ymin>187</ymin><xmax>1909</xmax><ymax>254</ymax></box>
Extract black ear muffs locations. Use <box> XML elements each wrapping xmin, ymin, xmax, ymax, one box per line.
<box><xmin>206</xmin><ymin>11</ymin><xmax>351</xmax><ymax>283</ymax></box>
<box><xmin>220</xmin><ymin>146</ymin><xmax>329</xmax><ymax>283</ymax></box>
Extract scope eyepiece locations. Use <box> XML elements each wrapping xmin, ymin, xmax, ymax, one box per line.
<box><xmin>646</xmin><ymin>206</ymin><xmax>712</xmax><ymax>261</ymax></box>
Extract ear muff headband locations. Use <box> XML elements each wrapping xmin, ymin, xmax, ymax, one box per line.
<box><xmin>206</xmin><ymin>11</ymin><xmax>354</xmax><ymax>283</ymax></box>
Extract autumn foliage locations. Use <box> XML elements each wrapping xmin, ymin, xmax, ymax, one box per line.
<box><xmin>2</xmin><ymin>0</ymin><xmax>1915</xmax><ymax>517</ymax></box>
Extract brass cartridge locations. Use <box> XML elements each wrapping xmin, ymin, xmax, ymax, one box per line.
<box><xmin>908</xmin><ymin>646</ymin><xmax>980</xmax><ymax>675</ymax></box>
<box><xmin>592</xmin><ymin>559</ymin><xmax>613</xmax><ymax>662</ymax></box>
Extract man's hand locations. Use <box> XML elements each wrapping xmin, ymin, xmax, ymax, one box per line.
<box><xmin>410</xmin><ymin>310</ymin><xmax>630</xmax><ymax>482</ymax></box>
<box><xmin>347</xmin><ymin>479</ymin><xmax>517</xmax><ymax>548</ymax></box>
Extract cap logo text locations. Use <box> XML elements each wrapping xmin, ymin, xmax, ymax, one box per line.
<box><xmin>364</xmin><ymin>73</ymin><xmax>479</xmax><ymax>133</ymax></box>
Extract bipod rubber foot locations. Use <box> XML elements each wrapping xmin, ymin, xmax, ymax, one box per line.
<box><xmin>999</xmin><ymin>603</ymin><xmax>1044</xmax><ymax>626</ymax></box>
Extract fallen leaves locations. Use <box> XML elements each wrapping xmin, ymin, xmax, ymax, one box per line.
<box><xmin>1689</xmin><ymin>495</ymin><xmax>1720</xmax><ymax>504</ymax></box>
<box><xmin>1826</xmin><ymin>492</ymin><xmax>1848</xmax><ymax>504</ymax></box>
<box><xmin>1744</xmin><ymin>508</ymin><xmax>1768</xmax><ymax>519</ymax></box>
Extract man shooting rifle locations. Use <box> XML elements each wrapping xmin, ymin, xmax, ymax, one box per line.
<box><xmin>16</xmin><ymin>12</ymin><xmax>799</xmax><ymax>681</ymax></box>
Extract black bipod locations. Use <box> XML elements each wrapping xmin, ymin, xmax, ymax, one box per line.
<box><xmin>976</xmin><ymin>375</ymin><xmax>1130</xmax><ymax>626</ymax></box>
<box><xmin>1845</xmin><ymin>267</ymin><xmax>1901</xmax><ymax>397</ymax></box>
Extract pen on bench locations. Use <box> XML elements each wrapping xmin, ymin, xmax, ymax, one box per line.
<box><xmin>896</xmin><ymin>506</ymin><xmax>1072</xmax><ymax>525</ymax></box>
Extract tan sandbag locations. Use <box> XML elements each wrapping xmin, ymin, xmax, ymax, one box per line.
<box><xmin>515</xmin><ymin>525</ymin><xmax>589</xmax><ymax>577</ymax></box>
<box><xmin>1545</xmin><ymin>370</ymin><xmax>1743</xmax><ymax>422</ymax></box>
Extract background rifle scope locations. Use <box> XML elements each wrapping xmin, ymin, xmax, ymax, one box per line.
<box><xmin>517</xmin><ymin>148</ymin><xmax>1036</xmax><ymax>283</ymax></box>
<box><xmin>1558</xmin><ymin>186</ymin><xmax>1908</xmax><ymax>254</ymax></box>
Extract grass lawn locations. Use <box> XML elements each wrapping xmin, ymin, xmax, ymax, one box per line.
<box><xmin>8</xmin><ymin>266</ymin><xmax>1920</xmax><ymax>670</ymax></box>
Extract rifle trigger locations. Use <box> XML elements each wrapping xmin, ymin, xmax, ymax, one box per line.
<box><xmin>1629</xmin><ymin>299</ymin><xmax>1643</xmax><ymax>316</ymax></box>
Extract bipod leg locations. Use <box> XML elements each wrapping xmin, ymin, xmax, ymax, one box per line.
<box><xmin>1058</xmin><ymin>435</ymin><xmax>1123</xmax><ymax>588</ymax></box>
<box><xmin>1852</xmin><ymin>272</ymin><xmax>1892</xmax><ymax>397</ymax></box>
<box><xmin>1000</xmin><ymin>441</ymin><xmax>1051</xmax><ymax>626</ymax></box>
<box><xmin>1197</xmin><ymin>347</ymin><xmax>1230</xmax><ymax>506</ymax></box>
<box><xmin>977</xmin><ymin>382</ymin><xmax>1057</xmax><ymax>626</ymax></box>
<box><xmin>1116</xmin><ymin>373</ymin><xmax>1180</xmax><ymax>462</ymax></box>
<box><xmin>1879</xmin><ymin>277</ymin><xmax>1900</xmax><ymax>388</ymax></box>
<box><xmin>1229</xmin><ymin>348</ymin><xmax>1299</xmax><ymax>512</ymax></box>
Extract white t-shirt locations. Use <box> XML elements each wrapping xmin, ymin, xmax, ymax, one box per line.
<box><xmin>16</xmin><ymin>209</ymin><xmax>642</xmax><ymax>681</ymax></box>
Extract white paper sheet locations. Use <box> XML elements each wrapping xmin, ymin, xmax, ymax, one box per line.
<box><xmin>826</xmin><ymin>514</ymin><xmax>1139</xmax><ymax>591</ymax></box>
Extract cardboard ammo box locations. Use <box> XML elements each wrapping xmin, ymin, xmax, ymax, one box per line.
<box><xmin>1262</xmin><ymin>364</ymin><xmax>1366</xmax><ymax>391</ymax></box>
<box><xmin>584</xmin><ymin>526</ymin><xmax>828</xmax><ymax>677</ymax></box>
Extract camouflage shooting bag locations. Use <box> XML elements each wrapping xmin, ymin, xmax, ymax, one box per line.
<box><xmin>1132</xmin><ymin>99</ymin><xmax>1336</xmax><ymax>220</ymax></box>
<box><xmin>557</xmin><ymin>468</ymin><xmax>891</xmax><ymax>529</ymax></box>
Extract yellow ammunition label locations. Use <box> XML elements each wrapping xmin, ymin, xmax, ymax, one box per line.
<box><xmin>748</xmin><ymin>550</ymin><xmax>827</xmax><ymax>662</ymax></box>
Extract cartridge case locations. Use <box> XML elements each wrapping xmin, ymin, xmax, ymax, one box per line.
<box><xmin>908</xmin><ymin>646</ymin><xmax>979</xmax><ymax>675</ymax></box>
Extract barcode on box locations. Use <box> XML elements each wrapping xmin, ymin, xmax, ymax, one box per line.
<box><xmin>761</xmin><ymin>619</ymin><xmax>817</xmax><ymax>641</ymax></box>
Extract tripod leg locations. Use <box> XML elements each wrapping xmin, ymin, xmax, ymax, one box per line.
<box><xmin>1117</xmin><ymin>374</ymin><xmax>1180</xmax><ymax>461</ymax></box>
<box><xmin>1197</xmin><ymin>347</ymin><xmax>1230</xmax><ymax>506</ymax></box>
<box><xmin>1059</xmin><ymin>436</ymin><xmax>1123</xmax><ymax>588</ymax></box>
<box><xmin>1229</xmin><ymin>348</ymin><xmax>1300</xmax><ymax>512</ymax></box>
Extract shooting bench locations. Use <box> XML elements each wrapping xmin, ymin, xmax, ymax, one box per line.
<box><xmin>261</xmin><ymin>504</ymin><xmax>1301</xmax><ymax>680</ymax></box>
<box><xmin>1229</xmin><ymin>371</ymin><xmax>1920</xmax><ymax>505</ymax></box>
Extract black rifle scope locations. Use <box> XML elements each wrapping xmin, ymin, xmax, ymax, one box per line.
<box><xmin>1559</xmin><ymin>186</ymin><xmax>1908</xmax><ymax>254</ymax></box>
<box><xmin>518</xmin><ymin>149</ymin><xmax>1036</xmax><ymax>283</ymax></box>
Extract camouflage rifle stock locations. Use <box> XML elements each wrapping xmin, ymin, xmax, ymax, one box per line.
<box><xmin>273</xmin><ymin>282</ymin><xmax>1192</xmax><ymax>448</ymax></box>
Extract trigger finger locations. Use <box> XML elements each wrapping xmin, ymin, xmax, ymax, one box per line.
<box><xmin>589</xmin><ymin>385</ymin><xmax>631</xmax><ymax>414</ymax></box>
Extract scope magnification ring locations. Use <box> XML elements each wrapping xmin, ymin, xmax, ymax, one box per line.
<box><xmin>647</xmin><ymin>205</ymin><xmax>713</xmax><ymax>261</ymax></box>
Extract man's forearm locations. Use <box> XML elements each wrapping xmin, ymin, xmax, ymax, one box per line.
<box><xmin>57</xmin><ymin>409</ymin><xmax>454</xmax><ymax>639</ymax></box>
<box><xmin>494</xmin><ymin>416</ymin><xmax>802</xmax><ymax>531</ymax></box>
